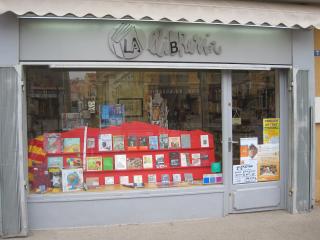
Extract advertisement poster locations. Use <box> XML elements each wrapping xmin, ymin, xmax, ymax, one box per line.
<box><xmin>232</xmin><ymin>162</ymin><xmax>257</xmax><ymax>184</ymax></box>
<box><xmin>240</xmin><ymin>137</ymin><xmax>258</xmax><ymax>164</ymax></box>
<box><xmin>263</xmin><ymin>118</ymin><xmax>280</xmax><ymax>144</ymax></box>
<box><xmin>256</xmin><ymin>144</ymin><xmax>280</xmax><ymax>182</ymax></box>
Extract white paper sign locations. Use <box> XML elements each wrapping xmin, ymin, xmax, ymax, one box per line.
<box><xmin>233</xmin><ymin>162</ymin><xmax>257</xmax><ymax>184</ymax></box>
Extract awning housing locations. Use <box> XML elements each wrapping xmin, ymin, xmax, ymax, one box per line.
<box><xmin>1</xmin><ymin>0</ymin><xmax>320</xmax><ymax>28</ymax></box>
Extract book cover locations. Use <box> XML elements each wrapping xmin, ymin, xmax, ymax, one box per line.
<box><xmin>44</xmin><ymin>133</ymin><xmax>62</xmax><ymax>153</ymax></box>
<box><xmin>200</xmin><ymin>135</ymin><xmax>209</xmax><ymax>148</ymax></box>
<box><xmin>200</xmin><ymin>153</ymin><xmax>209</xmax><ymax>161</ymax></box>
<box><xmin>47</xmin><ymin>156</ymin><xmax>63</xmax><ymax>169</ymax></box>
<box><xmin>181</xmin><ymin>134</ymin><xmax>191</xmax><ymax>148</ymax></box>
<box><xmin>161</xmin><ymin>174</ymin><xmax>170</xmax><ymax>184</ymax></box>
<box><xmin>138</xmin><ymin>136</ymin><xmax>148</xmax><ymax>150</ymax></box>
<box><xmin>48</xmin><ymin>167</ymin><xmax>62</xmax><ymax>188</ymax></box>
<box><xmin>104</xmin><ymin>176</ymin><xmax>115</xmax><ymax>185</ymax></box>
<box><xmin>115</xmin><ymin>154</ymin><xmax>127</xmax><ymax>170</ymax></box>
<box><xmin>133</xmin><ymin>175</ymin><xmax>143</xmax><ymax>185</ymax></box>
<box><xmin>180</xmin><ymin>153</ymin><xmax>191</xmax><ymax>167</ymax></box>
<box><xmin>203</xmin><ymin>174</ymin><xmax>215</xmax><ymax>184</ymax></box>
<box><xmin>66</xmin><ymin>157</ymin><xmax>82</xmax><ymax>168</ymax></box>
<box><xmin>87</xmin><ymin>137</ymin><xmax>95</xmax><ymax>149</ymax></box>
<box><xmin>148</xmin><ymin>174</ymin><xmax>157</xmax><ymax>184</ymax></box>
<box><xmin>159</xmin><ymin>134</ymin><xmax>169</xmax><ymax>149</ymax></box>
<box><xmin>103</xmin><ymin>156</ymin><xmax>113</xmax><ymax>170</ymax></box>
<box><xmin>127</xmin><ymin>136</ymin><xmax>138</xmax><ymax>150</ymax></box>
<box><xmin>86</xmin><ymin>156</ymin><xmax>103</xmax><ymax>171</ymax></box>
<box><xmin>169</xmin><ymin>152</ymin><xmax>180</xmax><ymax>167</ymax></box>
<box><xmin>119</xmin><ymin>176</ymin><xmax>129</xmax><ymax>185</ymax></box>
<box><xmin>184</xmin><ymin>173</ymin><xmax>193</xmax><ymax>183</ymax></box>
<box><xmin>155</xmin><ymin>154</ymin><xmax>166</xmax><ymax>168</ymax></box>
<box><xmin>62</xmin><ymin>168</ymin><xmax>83</xmax><ymax>192</ymax></box>
<box><xmin>63</xmin><ymin>138</ymin><xmax>81</xmax><ymax>153</ymax></box>
<box><xmin>99</xmin><ymin>134</ymin><xmax>112</xmax><ymax>151</ymax></box>
<box><xmin>191</xmin><ymin>153</ymin><xmax>201</xmax><ymax>166</ymax></box>
<box><xmin>86</xmin><ymin>177</ymin><xmax>100</xmax><ymax>189</ymax></box>
<box><xmin>149</xmin><ymin>136</ymin><xmax>159</xmax><ymax>150</ymax></box>
<box><xmin>169</xmin><ymin>137</ymin><xmax>181</xmax><ymax>149</ymax></box>
<box><xmin>172</xmin><ymin>173</ymin><xmax>182</xmax><ymax>184</ymax></box>
<box><xmin>143</xmin><ymin>155</ymin><xmax>153</xmax><ymax>168</ymax></box>
<box><xmin>113</xmin><ymin>135</ymin><xmax>125</xmax><ymax>151</ymax></box>
<box><xmin>127</xmin><ymin>157</ymin><xmax>143</xmax><ymax>169</ymax></box>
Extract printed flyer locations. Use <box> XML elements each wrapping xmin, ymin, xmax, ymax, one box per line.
<box><xmin>263</xmin><ymin>118</ymin><xmax>280</xmax><ymax>144</ymax></box>
<box><xmin>256</xmin><ymin>144</ymin><xmax>280</xmax><ymax>182</ymax></box>
<box><xmin>240</xmin><ymin>137</ymin><xmax>258</xmax><ymax>164</ymax></box>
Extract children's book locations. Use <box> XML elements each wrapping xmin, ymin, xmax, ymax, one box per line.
<box><xmin>63</xmin><ymin>138</ymin><xmax>80</xmax><ymax>153</ymax></box>
<box><xmin>47</xmin><ymin>156</ymin><xmax>63</xmax><ymax>169</ymax></box>
<box><xmin>133</xmin><ymin>175</ymin><xmax>143</xmax><ymax>186</ymax></box>
<box><xmin>180</xmin><ymin>153</ymin><xmax>191</xmax><ymax>167</ymax></box>
<box><xmin>172</xmin><ymin>174</ymin><xmax>182</xmax><ymax>184</ymax></box>
<box><xmin>181</xmin><ymin>134</ymin><xmax>191</xmax><ymax>148</ymax></box>
<box><xmin>103</xmin><ymin>156</ymin><xmax>113</xmax><ymax>170</ymax></box>
<box><xmin>161</xmin><ymin>174</ymin><xmax>170</xmax><ymax>184</ymax></box>
<box><xmin>86</xmin><ymin>177</ymin><xmax>100</xmax><ymax>189</ymax></box>
<box><xmin>155</xmin><ymin>154</ymin><xmax>165</xmax><ymax>168</ymax></box>
<box><xmin>113</xmin><ymin>135</ymin><xmax>125</xmax><ymax>151</ymax></box>
<box><xmin>66</xmin><ymin>157</ymin><xmax>82</xmax><ymax>168</ymax></box>
<box><xmin>184</xmin><ymin>173</ymin><xmax>194</xmax><ymax>183</ymax></box>
<box><xmin>138</xmin><ymin>136</ymin><xmax>148</xmax><ymax>150</ymax></box>
<box><xmin>115</xmin><ymin>154</ymin><xmax>127</xmax><ymax>170</ymax></box>
<box><xmin>200</xmin><ymin>135</ymin><xmax>209</xmax><ymax>148</ymax></box>
<box><xmin>127</xmin><ymin>157</ymin><xmax>143</xmax><ymax>169</ymax></box>
<box><xmin>148</xmin><ymin>174</ymin><xmax>157</xmax><ymax>184</ymax></box>
<box><xmin>127</xmin><ymin>136</ymin><xmax>138</xmax><ymax>150</ymax></box>
<box><xmin>159</xmin><ymin>134</ymin><xmax>169</xmax><ymax>149</ymax></box>
<box><xmin>149</xmin><ymin>136</ymin><xmax>159</xmax><ymax>150</ymax></box>
<box><xmin>104</xmin><ymin>176</ymin><xmax>115</xmax><ymax>185</ymax></box>
<box><xmin>86</xmin><ymin>156</ymin><xmax>103</xmax><ymax>171</ymax></box>
<box><xmin>87</xmin><ymin>137</ymin><xmax>95</xmax><ymax>149</ymax></box>
<box><xmin>44</xmin><ymin>133</ymin><xmax>62</xmax><ymax>153</ymax></box>
<box><xmin>191</xmin><ymin>153</ymin><xmax>201</xmax><ymax>166</ymax></box>
<box><xmin>99</xmin><ymin>134</ymin><xmax>112</xmax><ymax>151</ymax></box>
<box><xmin>169</xmin><ymin>137</ymin><xmax>181</xmax><ymax>149</ymax></box>
<box><xmin>169</xmin><ymin>152</ymin><xmax>180</xmax><ymax>167</ymax></box>
<box><xmin>143</xmin><ymin>155</ymin><xmax>153</xmax><ymax>168</ymax></box>
<box><xmin>48</xmin><ymin>167</ymin><xmax>62</xmax><ymax>189</ymax></box>
<box><xmin>62</xmin><ymin>168</ymin><xmax>83</xmax><ymax>192</ymax></box>
<box><xmin>120</xmin><ymin>176</ymin><xmax>129</xmax><ymax>185</ymax></box>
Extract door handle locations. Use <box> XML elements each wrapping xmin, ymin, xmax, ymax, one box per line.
<box><xmin>228</xmin><ymin>137</ymin><xmax>238</xmax><ymax>152</ymax></box>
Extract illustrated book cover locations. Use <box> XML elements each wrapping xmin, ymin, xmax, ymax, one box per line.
<box><xmin>47</xmin><ymin>156</ymin><xmax>63</xmax><ymax>169</ymax></box>
<box><xmin>127</xmin><ymin>157</ymin><xmax>143</xmax><ymax>169</ymax></box>
<box><xmin>138</xmin><ymin>136</ymin><xmax>148</xmax><ymax>150</ymax></box>
<box><xmin>113</xmin><ymin>135</ymin><xmax>125</xmax><ymax>151</ymax></box>
<box><xmin>169</xmin><ymin>136</ymin><xmax>181</xmax><ymax>149</ymax></box>
<box><xmin>86</xmin><ymin>177</ymin><xmax>100</xmax><ymax>189</ymax></box>
<box><xmin>66</xmin><ymin>157</ymin><xmax>82</xmax><ymax>168</ymax></box>
<box><xmin>172</xmin><ymin>173</ymin><xmax>182</xmax><ymax>184</ymax></box>
<box><xmin>169</xmin><ymin>152</ymin><xmax>180</xmax><ymax>167</ymax></box>
<box><xmin>44</xmin><ymin>133</ymin><xmax>62</xmax><ymax>153</ymax></box>
<box><xmin>149</xmin><ymin>136</ymin><xmax>159</xmax><ymax>150</ymax></box>
<box><xmin>104</xmin><ymin>176</ymin><xmax>115</xmax><ymax>185</ymax></box>
<box><xmin>148</xmin><ymin>174</ymin><xmax>157</xmax><ymax>184</ymax></box>
<box><xmin>86</xmin><ymin>156</ymin><xmax>103</xmax><ymax>171</ymax></box>
<box><xmin>159</xmin><ymin>134</ymin><xmax>169</xmax><ymax>149</ymax></box>
<box><xmin>48</xmin><ymin>167</ymin><xmax>62</xmax><ymax>188</ymax></box>
<box><xmin>115</xmin><ymin>154</ymin><xmax>127</xmax><ymax>170</ymax></box>
<box><xmin>143</xmin><ymin>155</ymin><xmax>153</xmax><ymax>168</ymax></box>
<box><xmin>127</xmin><ymin>136</ymin><xmax>138</xmax><ymax>150</ymax></box>
<box><xmin>99</xmin><ymin>134</ymin><xmax>112</xmax><ymax>151</ymax></box>
<box><xmin>120</xmin><ymin>176</ymin><xmax>129</xmax><ymax>185</ymax></box>
<box><xmin>181</xmin><ymin>134</ymin><xmax>191</xmax><ymax>148</ymax></box>
<box><xmin>155</xmin><ymin>154</ymin><xmax>166</xmax><ymax>168</ymax></box>
<box><xmin>184</xmin><ymin>173</ymin><xmax>193</xmax><ymax>183</ymax></box>
<box><xmin>200</xmin><ymin>135</ymin><xmax>209</xmax><ymax>148</ymax></box>
<box><xmin>63</xmin><ymin>138</ymin><xmax>81</xmax><ymax>153</ymax></box>
<box><xmin>62</xmin><ymin>168</ymin><xmax>83</xmax><ymax>192</ymax></box>
<box><xmin>191</xmin><ymin>153</ymin><xmax>201</xmax><ymax>166</ymax></box>
<box><xmin>180</xmin><ymin>153</ymin><xmax>191</xmax><ymax>167</ymax></box>
<box><xmin>103</xmin><ymin>156</ymin><xmax>113</xmax><ymax>170</ymax></box>
<box><xmin>87</xmin><ymin>137</ymin><xmax>95</xmax><ymax>149</ymax></box>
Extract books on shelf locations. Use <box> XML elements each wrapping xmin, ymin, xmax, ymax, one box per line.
<box><xmin>113</xmin><ymin>135</ymin><xmax>125</xmax><ymax>151</ymax></box>
<box><xmin>115</xmin><ymin>154</ymin><xmax>127</xmax><ymax>170</ymax></box>
<box><xmin>191</xmin><ymin>153</ymin><xmax>201</xmax><ymax>166</ymax></box>
<box><xmin>155</xmin><ymin>154</ymin><xmax>166</xmax><ymax>168</ymax></box>
<box><xmin>172</xmin><ymin>173</ymin><xmax>182</xmax><ymax>184</ymax></box>
<box><xmin>66</xmin><ymin>157</ymin><xmax>82</xmax><ymax>168</ymax></box>
<box><xmin>138</xmin><ymin>136</ymin><xmax>148</xmax><ymax>150</ymax></box>
<box><xmin>99</xmin><ymin>134</ymin><xmax>112</xmax><ymax>151</ymax></box>
<box><xmin>200</xmin><ymin>135</ymin><xmax>209</xmax><ymax>148</ymax></box>
<box><xmin>104</xmin><ymin>176</ymin><xmax>115</xmax><ymax>185</ymax></box>
<box><xmin>87</xmin><ymin>137</ymin><xmax>95</xmax><ymax>149</ymax></box>
<box><xmin>133</xmin><ymin>175</ymin><xmax>144</xmax><ymax>187</ymax></box>
<box><xmin>180</xmin><ymin>153</ymin><xmax>191</xmax><ymax>167</ymax></box>
<box><xmin>159</xmin><ymin>134</ymin><xmax>169</xmax><ymax>149</ymax></box>
<box><xmin>63</xmin><ymin>138</ymin><xmax>80</xmax><ymax>153</ymax></box>
<box><xmin>149</xmin><ymin>136</ymin><xmax>159</xmax><ymax>150</ymax></box>
<box><xmin>44</xmin><ymin>133</ymin><xmax>62</xmax><ymax>154</ymax></box>
<box><xmin>184</xmin><ymin>173</ymin><xmax>193</xmax><ymax>183</ymax></box>
<box><xmin>86</xmin><ymin>156</ymin><xmax>103</xmax><ymax>171</ymax></box>
<box><xmin>127</xmin><ymin>136</ymin><xmax>138</xmax><ymax>150</ymax></box>
<box><xmin>161</xmin><ymin>174</ymin><xmax>170</xmax><ymax>184</ymax></box>
<box><xmin>103</xmin><ymin>157</ymin><xmax>113</xmax><ymax>170</ymax></box>
<box><xmin>127</xmin><ymin>157</ymin><xmax>143</xmax><ymax>169</ymax></box>
<box><xmin>62</xmin><ymin>168</ymin><xmax>83</xmax><ymax>192</ymax></box>
<box><xmin>120</xmin><ymin>176</ymin><xmax>129</xmax><ymax>185</ymax></box>
<box><xmin>47</xmin><ymin>156</ymin><xmax>63</xmax><ymax>169</ymax></box>
<box><xmin>143</xmin><ymin>155</ymin><xmax>153</xmax><ymax>168</ymax></box>
<box><xmin>48</xmin><ymin>167</ymin><xmax>62</xmax><ymax>188</ymax></box>
<box><xmin>169</xmin><ymin>152</ymin><xmax>180</xmax><ymax>167</ymax></box>
<box><xmin>148</xmin><ymin>174</ymin><xmax>157</xmax><ymax>184</ymax></box>
<box><xmin>169</xmin><ymin>137</ymin><xmax>181</xmax><ymax>149</ymax></box>
<box><xmin>181</xmin><ymin>134</ymin><xmax>191</xmax><ymax>148</ymax></box>
<box><xmin>86</xmin><ymin>177</ymin><xmax>100</xmax><ymax>189</ymax></box>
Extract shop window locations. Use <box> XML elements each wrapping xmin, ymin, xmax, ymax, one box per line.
<box><xmin>26</xmin><ymin>67</ymin><xmax>222</xmax><ymax>193</ymax></box>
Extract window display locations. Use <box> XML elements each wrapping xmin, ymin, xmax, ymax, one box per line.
<box><xmin>26</xmin><ymin>68</ymin><xmax>222</xmax><ymax>193</ymax></box>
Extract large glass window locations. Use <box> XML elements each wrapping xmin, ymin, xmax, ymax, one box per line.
<box><xmin>26</xmin><ymin>67</ymin><xmax>222</xmax><ymax>193</ymax></box>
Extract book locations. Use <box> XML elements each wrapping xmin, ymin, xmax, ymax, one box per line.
<box><xmin>169</xmin><ymin>152</ymin><xmax>180</xmax><ymax>167</ymax></box>
<box><xmin>87</xmin><ymin>137</ymin><xmax>95</xmax><ymax>149</ymax></box>
<box><xmin>127</xmin><ymin>157</ymin><xmax>143</xmax><ymax>169</ymax></box>
<box><xmin>115</xmin><ymin>154</ymin><xmax>127</xmax><ymax>170</ymax></box>
<box><xmin>104</xmin><ymin>176</ymin><xmax>115</xmax><ymax>185</ymax></box>
<box><xmin>44</xmin><ymin>133</ymin><xmax>62</xmax><ymax>153</ymax></box>
<box><xmin>200</xmin><ymin>153</ymin><xmax>209</xmax><ymax>161</ymax></box>
<box><xmin>66</xmin><ymin>157</ymin><xmax>82</xmax><ymax>168</ymax></box>
<box><xmin>172</xmin><ymin>173</ymin><xmax>182</xmax><ymax>184</ymax></box>
<box><xmin>63</xmin><ymin>138</ymin><xmax>80</xmax><ymax>153</ymax></box>
<box><xmin>148</xmin><ymin>174</ymin><xmax>157</xmax><ymax>184</ymax></box>
<box><xmin>86</xmin><ymin>177</ymin><xmax>100</xmax><ymax>189</ymax></box>
<box><xmin>191</xmin><ymin>153</ymin><xmax>201</xmax><ymax>166</ymax></box>
<box><xmin>161</xmin><ymin>174</ymin><xmax>170</xmax><ymax>184</ymax></box>
<box><xmin>133</xmin><ymin>175</ymin><xmax>144</xmax><ymax>187</ymax></box>
<box><xmin>159</xmin><ymin>134</ymin><xmax>169</xmax><ymax>149</ymax></box>
<box><xmin>180</xmin><ymin>153</ymin><xmax>191</xmax><ymax>167</ymax></box>
<box><xmin>138</xmin><ymin>136</ymin><xmax>148</xmax><ymax>150</ymax></box>
<box><xmin>200</xmin><ymin>135</ymin><xmax>209</xmax><ymax>148</ymax></box>
<box><xmin>62</xmin><ymin>168</ymin><xmax>83</xmax><ymax>192</ymax></box>
<box><xmin>99</xmin><ymin>134</ymin><xmax>112</xmax><ymax>151</ymax></box>
<box><xmin>155</xmin><ymin>154</ymin><xmax>166</xmax><ymax>168</ymax></box>
<box><xmin>113</xmin><ymin>135</ymin><xmax>125</xmax><ymax>151</ymax></box>
<box><xmin>169</xmin><ymin>137</ymin><xmax>181</xmax><ymax>149</ymax></box>
<box><xmin>184</xmin><ymin>173</ymin><xmax>193</xmax><ymax>183</ymax></box>
<box><xmin>143</xmin><ymin>155</ymin><xmax>153</xmax><ymax>168</ymax></box>
<box><xmin>48</xmin><ymin>167</ymin><xmax>62</xmax><ymax>188</ymax></box>
<box><xmin>203</xmin><ymin>174</ymin><xmax>215</xmax><ymax>184</ymax></box>
<box><xmin>47</xmin><ymin>156</ymin><xmax>63</xmax><ymax>169</ymax></box>
<box><xmin>103</xmin><ymin>157</ymin><xmax>113</xmax><ymax>170</ymax></box>
<box><xmin>120</xmin><ymin>176</ymin><xmax>129</xmax><ymax>185</ymax></box>
<box><xmin>127</xmin><ymin>136</ymin><xmax>138</xmax><ymax>150</ymax></box>
<box><xmin>181</xmin><ymin>134</ymin><xmax>191</xmax><ymax>148</ymax></box>
<box><xmin>86</xmin><ymin>156</ymin><xmax>103</xmax><ymax>171</ymax></box>
<box><xmin>149</xmin><ymin>136</ymin><xmax>159</xmax><ymax>150</ymax></box>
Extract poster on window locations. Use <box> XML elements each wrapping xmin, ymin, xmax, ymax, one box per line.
<box><xmin>263</xmin><ymin>118</ymin><xmax>280</xmax><ymax>144</ymax></box>
<box><xmin>233</xmin><ymin>162</ymin><xmax>257</xmax><ymax>184</ymax></box>
<box><xmin>256</xmin><ymin>144</ymin><xmax>280</xmax><ymax>182</ymax></box>
<box><xmin>240</xmin><ymin>137</ymin><xmax>258</xmax><ymax>164</ymax></box>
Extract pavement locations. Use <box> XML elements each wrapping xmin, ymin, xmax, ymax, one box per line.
<box><xmin>14</xmin><ymin>206</ymin><xmax>320</xmax><ymax>240</ymax></box>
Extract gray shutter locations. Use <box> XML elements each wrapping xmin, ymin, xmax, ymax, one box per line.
<box><xmin>0</xmin><ymin>67</ymin><xmax>28</xmax><ymax>237</ymax></box>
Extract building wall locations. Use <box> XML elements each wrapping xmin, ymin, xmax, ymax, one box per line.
<box><xmin>314</xmin><ymin>29</ymin><xmax>320</xmax><ymax>203</ymax></box>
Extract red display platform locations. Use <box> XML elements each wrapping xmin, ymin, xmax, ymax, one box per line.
<box><xmin>39</xmin><ymin>122</ymin><xmax>216</xmax><ymax>186</ymax></box>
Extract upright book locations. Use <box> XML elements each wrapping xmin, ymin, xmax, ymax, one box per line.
<box><xmin>143</xmin><ymin>155</ymin><xmax>153</xmax><ymax>168</ymax></box>
<box><xmin>127</xmin><ymin>136</ymin><xmax>138</xmax><ymax>150</ymax></box>
<box><xmin>169</xmin><ymin>136</ymin><xmax>181</xmax><ymax>149</ymax></box>
<box><xmin>63</xmin><ymin>138</ymin><xmax>80</xmax><ymax>153</ymax></box>
<box><xmin>47</xmin><ymin>156</ymin><xmax>63</xmax><ymax>169</ymax></box>
<box><xmin>115</xmin><ymin>154</ymin><xmax>127</xmax><ymax>170</ymax></box>
<box><xmin>159</xmin><ymin>134</ymin><xmax>169</xmax><ymax>149</ymax></box>
<box><xmin>169</xmin><ymin>152</ymin><xmax>180</xmax><ymax>167</ymax></box>
<box><xmin>181</xmin><ymin>134</ymin><xmax>191</xmax><ymax>148</ymax></box>
<box><xmin>103</xmin><ymin>156</ymin><xmax>113</xmax><ymax>170</ymax></box>
<box><xmin>86</xmin><ymin>156</ymin><xmax>103</xmax><ymax>171</ymax></box>
<box><xmin>180</xmin><ymin>153</ymin><xmax>191</xmax><ymax>167</ymax></box>
<box><xmin>99</xmin><ymin>134</ymin><xmax>112</xmax><ymax>151</ymax></box>
<box><xmin>191</xmin><ymin>153</ymin><xmax>201</xmax><ymax>166</ymax></box>
<box><xmin>44</xmin><ymin>133</ymin><xmax>62</xmax><ymax>153</ymax></box>
<box><xmin>66</xmin><ymin>157</ymin><xmax>82</xmax><ymax>168</ymax></box>
<box><xmin>200</xmin><ymin>135</ymin><xmax>209</xmax><ymax>147</ymax></box>
<box><xmin>138</xmin><ymin>136</ymin><xmax>148</xmax><ymax>150</ymax></box>
<box><xmin>62</xmin><ymin>168</ymin><xmax>83</xmax><ymax>192</ymax></box>
<box><xmin>149</xmin><ymin>136</ymin><xmax>159</xmax><ymax>150</ymax></box>
<box><xmin>155</xmin><ymin>154</ymin><xmax>166</xmax><ymax>168</ymax></box>
<box><xmin>127</xmin><ymin>157</ymin><xmax>143</xmax><ymax>169</ymax></box>
<box><xmin>113</xmin><ymin>135</ymin><xmax>125</xmax><ymax>151</ymax></box>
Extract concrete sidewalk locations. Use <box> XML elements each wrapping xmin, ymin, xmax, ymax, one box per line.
<box><xmin>19</xmin><ymin>207</ymin><xmax>320</xmax><ymax>240</ymax></box>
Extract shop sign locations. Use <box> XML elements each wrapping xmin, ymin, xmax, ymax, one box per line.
<box><xmin>108</xmin><ymin>23</ymin><xmax>222</xmax><ymax>59</ymax></box>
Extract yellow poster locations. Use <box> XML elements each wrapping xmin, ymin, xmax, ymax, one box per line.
<box><xmin>263</xmin><ymin>118</ymin><xmax>280</xmax><ymax>144</ymax></box>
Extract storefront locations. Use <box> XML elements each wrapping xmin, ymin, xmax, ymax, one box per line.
<box><xmin>0</xmin><ymin>0</ymin><xmax>318</xmax><ymax>237</ymax></box>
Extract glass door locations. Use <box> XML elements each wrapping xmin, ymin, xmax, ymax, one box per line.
<box><xmin>229</xmin><ymin>70</ymin><xmax>283</xmax><ymax>212</ymax></box>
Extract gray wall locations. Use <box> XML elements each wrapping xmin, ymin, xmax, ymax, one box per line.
<box><xmin>20</xmin><ymin>19</ymin><xmax>292</xmax><ymax>65</ymax></box>
<box><xmin>0</xmin><ymin>13</ymin><xmax>19</xmax><ymax>66</ymax></box>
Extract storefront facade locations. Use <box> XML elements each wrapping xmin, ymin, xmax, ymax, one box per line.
<box><xmin>0</xmin><ymin>0</ymin><xmax>318</xmax><ymax>237</ymax></box>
